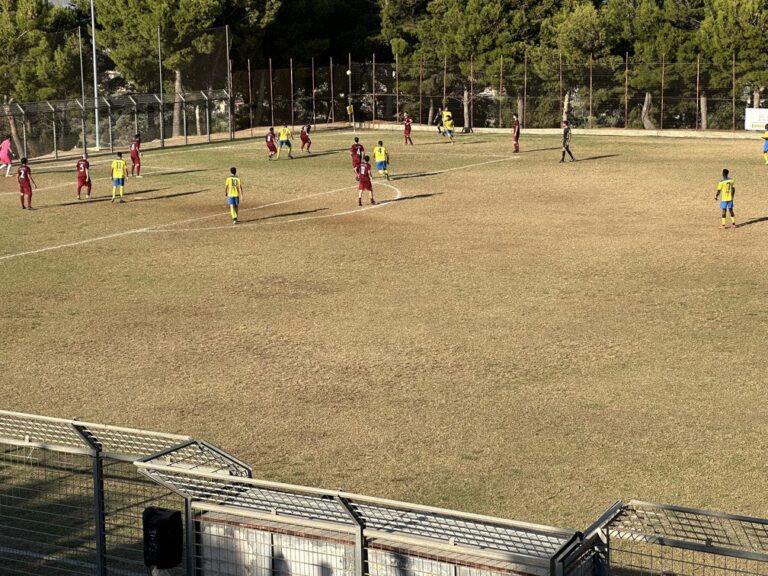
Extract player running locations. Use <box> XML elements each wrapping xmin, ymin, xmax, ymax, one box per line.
<box><xmin>443</xmin><ymin>114</ymin><xmax>455</xmax><ymax>143</ymax></box>
<box><xmin>433</xmin><ymin>106</ymin><xmax>444</xmax><ymax>134</ymax></box>
<box><xmin>512</xmin><ymin>113</ymin><xmax>521</xmax><ymax>153</ymax></box>
<box><xmin>762</xmin><ymin>124</ymin><xmax>768</xmax><ymax>164</ymax></box>
<box><xmin>715</xmin><ymin>168</ymin><xmax>736</xmax><ymax>229</ymax></box>
<box><xmin>130</xmin><ymin>133</ymin><xmax>142</xmax><ymax>177</ymax></box>
<box><xmin>0</xmin><ymin>136</ymin><xmax>13</xmax><ymax>177</ymax></box>
<box><xmin>111</xmin><ymin>152</ymin><xmax>127</xmax><ymax>202</ymax></box>
<box><xmin>357</xmin><ymin>155</ymin><xmax>376</xmax><ymax>206</ymax></box>
<box><xmin>225</xmin><ymin>166</ymin><xmax>244</xmax><ymax>225</ymax></box>
<box><xmin>76</xmin><ymin>153</ymin><xmax>91</xmax><ymax>200</ymax></box>
<box><xmin>373</xmin><ymin>141</ymin><xmax>390</xmax><ymax>180</ymax></box>
<box><xmin>300</xmin><ymin>124</ymin><xmax>312</xmax><ymax>153</ymax></box>
<box><xmin>17</xmin><ymin>157</ymin><xmax>36</xmax><ymax>209</ymax></box>
<box><xmin>403</xmin><ymin>113</ymin><xmax>413</xmax><ymax>145</ymax></box>
<box><xmin>276</xmin><ymin>124</ymin><xmax>293</xmax><ymax>159</ymax></box>
<box><xmin>350</xmin><ymin>137</ymin><xmax>365</xmax><ymax>180</ymax></box>
<box><xmin>560</xmin><ymin>120</ymin><xmax>575</xmax><ymax>162</ymax></box>
<box><xmin>266</xmin><ymin>127</ymin><xmax>278</xmax><ymax>160</ymax></box>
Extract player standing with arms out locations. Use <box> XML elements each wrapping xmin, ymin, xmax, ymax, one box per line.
<box><xmin>762</xmin><ymin>124</ymin><xmax>768</xmax><ymax>164</ymax></box>
<box><xmin>266</xmin><ymin>127</ymin><xmax>278</xmax><ymax>160</ymax></box>
<box><xmin>715</xmin><ymin>168</ymin><xmax>736</xmax><ymax>229</ymax></box>
<box><xmin>300</xmin><ymin>123</ymin><xmax>312</xmax><ymax>153</ymax></box>
<box><xmin>130</xmin><ymin>133</ymin><xmax>142</xmax><ymax>177</ymax></box>
<box><xmin>276</xmin><ymin>124</ymin><xmax>293</xmax><ymax>159</ymax></box>
<box><xmin>403</xmin><ymin>113</ymin><xmax>413</xmax><ymax>145</ymax></box>
<box><xmin>350</xmin><ymin>137</ymin><xmax>365</xmax><ymax>180</ymax></box>
<box><xmin>560</xmin><ymin>120</ymin><xmax>575</xmax><ymax>162</ymax></box>
<box><xmin>18</xmin><ymin>158</ymin><xmax>36</xmax><ymax>209</ymax></box>
<box><xmin>357</xmin><ymin>155</ymin><xmax>376</xmax><ymax>206</ymax></box>
<box><xmin>225</xmin><ymin>166</ymin><xmax>244</xmax><ymax>225</ymax></box>
<box><xmin>0</xmin><ymin>135</ymin><xmax>13</xmax><ymax>176</ymax></box>
<box><xmin>111</xmin><ymin>152</ymin><xmax>127</xmax><ymax>203</ymax></box>
<box><xmin>76</xmin><ymin>153</ymin><xmax>91</xmax><ymax>200</ymax></box>
<box><xmin>512</xmin><ymin>113</ymin><xmax>521</xmax><ymax>153</ymax></box>
<box><xmin>373</xmin><ymin>141</ymin><xmax>390</xmax><ymax>180</ymax></box>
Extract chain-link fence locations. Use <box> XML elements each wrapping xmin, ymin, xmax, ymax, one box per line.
<box><xmin>3</xmin><ymin>411</ymin><xmax>768</xmax><ymax>575</ymax></box>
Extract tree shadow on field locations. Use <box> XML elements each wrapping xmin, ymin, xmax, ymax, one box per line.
<box><xmin>380</xmin><ymin>192</ymin><xmax>442</xmax><ymax>204</ymax></box>
<box><xmin>573</xmin><ymin>154</ymin><xmax>621</xmax><ymax>162</ymax></box>
<box><xmin>735</xmin><ymin>216</ymin><xmax>768</xmax><ymax>228</ymax></box>
<box><xmin>241</xmin><ymin>208</ymin><xmax>327</xmax><ymax>224</ymax></box>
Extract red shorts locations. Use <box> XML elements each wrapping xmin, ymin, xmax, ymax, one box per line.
<box><xmin>352</xmin><ymin>158</ymin><xmax>361</xmax><ymax>169</ymax></box>
<box><xmin>404</xmin><ymin>129</ymin><xmax>411</xmax><ymax>136</ymax></box>
<box><xmin>19</xmin><ymin>185</ymin><xmax>32</xmax><ymax>195</ymax></box>
<box><xmin>267</xmin><ymin>143</ymin><xmax>277</xmax><ymax>153</ymax></box>
<box><xmin>358</xmin><ymin>180</ymin><xmax>372</xmax><ymax>192</ymax></box>
<box><xmin>300</xmin><ymin>134</ymin><xmax>310</xmax><ymax>143</ymax></box>
<box><xmin>78</xmin><ymin>176</ymin><xmax>91</xmax><ymax>185</ymax></box>
<box><xmin>130</xmin><ymin>152</ymin><xmax>140</xmax><ymax>164</ymax></box>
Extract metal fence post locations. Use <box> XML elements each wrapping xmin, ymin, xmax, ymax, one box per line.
<box><xmin>180</xmin><ymin>93</ymin><xmax>187</xmax><ymax>145</ymax></box>
<box><xmin>157</xmin><ymin>27</ymin><xmax>165</xmax><ymax>148</ymax></box>
<box><xmin>696</xmin><ymin>55</ymin><xmax>700</xmax><ymax>129</ymax></box>
<box><xmin>311</xmin><ymin>57</ymin><xmax>316</xmax><ymax>130</ymax></box>
<box><xmin>19</xmin><ymin>105</ymin><xmax>28</xmax><ymax>158</ymax></box>
<box><xmin>225</xmin><ymin>25</ymin><xmax>233</xmax><ymax>140</ymax></box>
<box><xmin>499</xmin><ymin>55</ymin><xmax>503</xmax><ymax>127</ymax></box>
<box><xmin>337</xmin><ymin>497</ymin><xmax>367</xmax><ymax>576</ymax></box>
<box><xmin>624</xmin><ymin>53</ymin><xmax>629</xmax><ymax>129</ymax></box>
<box><xmin>443</xmin><ymin>54</ymin><xmax>447</xmax><ymax>106</ymax></box>
<box><xmin>269</xmin><ymin>58</ymin><xmax>274</xmax><ymax>127</ymax></box>
<box><xmin>48</xmin><ymin>102</ymin><xmax>58</xmax><ymax>159</ymax></box>
<box><xmin>589</xmin><ymin>54</ymin><xmax>593</xmax><ymax>128</ymax></box>
<box><xmin>184</xmin><ymin>498</ymin><xmax>196</xmax><ymax>576</ymax></box>
<box><xmin>105</xmin><ymin>98</ymin><xmax>113</xmax><ymax>152</ymax></box>
<box><xmin>248</xmin><ymin>58</ymin><xmax>254</xmax><ymax>137</ymax></box>
<box><xmin>559</xmin><ymin>52</ymin><xmax>563</xmax><ymax>124</ymax></box>
<box><xmin>290</xmin><ymin>57</ymin><xmax>295</xmax><ymax>129</ymax></box>
<box><xmin>660</xmin><ymin>53</ymin><xmax>665</xmax><ymax>130</ymax></box>
<box><xmin>396</xmin><ymin>52</ymin><xmax>400</xmax><ymax>121</ymax></box>
<box><xmin>372</xmin><ymin>52</ymin><xmax>376</xmax><ymax>126</ymax></box>
<box><xmin>523</xmin><ymin>51</ymin><xmax>528</xmax><ymax>129</ymax></box>
<box><xmin>419</xmin><ymin>55</ymin><xmax>423</xmax><ymax>124</ymax></box>
<box><xmin>329</xmin><ymin>56</ymin><xmax>335</xmax><ymax>124</ymax></box>
<box><xmin>732</xmin><ymin>51</ymin><xmax>736</xmax><ymax>131</ymax></box>
<box><xmin>470</xmin><ymin>54</ymin><xmax>474</xmax><ymax>130</ymax></box>
<box><xmin>203</xmin><ymin>91</ymin><xmax>211</xmax><ymax>143</ymax></box>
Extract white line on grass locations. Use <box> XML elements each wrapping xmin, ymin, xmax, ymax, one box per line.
<box><xmin>0</xmin><ymin>155</ymin><xmax>513</xmax><ymax>262</ymax></box>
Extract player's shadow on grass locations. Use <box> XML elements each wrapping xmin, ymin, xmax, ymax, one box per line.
<box><xmin>381</xmin><ymin>192</ymin><xmax>442</xmax><ymax>204</ymax></box>
<box><xmin>573</xmin><ymin>154</ymin><xmax>621</xmax><ymax>162</ymax></box>
<box><xmin>44</xmin><ymin>188</ymin><xmax>207</xmax><ymax>208</ymax></box>
<box><xmin>735</xmin><ymin>216</ymin><xmax>768</xmax><ymax>228</ymax></box>
<box><xmin>284</xmin><ymin>150</ymin><xmax>339</xmax><ymax>160</ymax></box>
<box><xmin>242</xmin><ymin>208</ymin><xmax>327</xmax><ymax>223</ymax></box>
<box><xmin>389</xmin><ymin>171</ymin><xmax>442</xmax><ymax>181</ymax></box>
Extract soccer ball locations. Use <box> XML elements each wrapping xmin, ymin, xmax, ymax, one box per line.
<box><xmin>346</xmin><ymin>70</ymin><xmax>352</xmax><ymax>76</ymax></box>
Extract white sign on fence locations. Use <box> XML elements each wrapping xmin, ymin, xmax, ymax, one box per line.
<box><xmin>744</xmin><ymin>108</ymin><xmax>768</xmax><ymax>131</ymax></box>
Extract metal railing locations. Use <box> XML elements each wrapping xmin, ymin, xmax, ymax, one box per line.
<box><xmin>2</xmin><ymin>410</ymin><xmax>768</xmax><ymax>575</ymax></box>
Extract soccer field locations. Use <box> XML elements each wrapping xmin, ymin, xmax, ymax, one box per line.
<box><xmin>1</xmin><ymin>130</ymin><xmax>767</xmax><ymax>530</ymax></box>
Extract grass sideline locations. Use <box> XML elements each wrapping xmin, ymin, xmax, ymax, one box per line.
<box><xmin>1</xmin><ymin>131</ymin><xmax>767</xmax><ymax>530</ymax></box>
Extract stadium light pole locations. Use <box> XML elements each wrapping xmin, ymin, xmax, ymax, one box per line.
<box><xmin>78</xmin><ymin>27</ymin><xmax>87</xmax><ymax>152</ymax></box>
<box><xmin>89</xmin><ymin>0</ymin><xmax>100</xmax><ymax>149</ymax></box>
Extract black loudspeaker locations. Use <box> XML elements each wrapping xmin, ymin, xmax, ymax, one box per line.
<box><xmin>143</xmin><ymin>507</ymin><xmax>183</xmax><ymax>569</ymax></box>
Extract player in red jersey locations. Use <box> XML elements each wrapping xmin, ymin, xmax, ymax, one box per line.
<box><xmin>265</xmin><ymin>127</ymin><xmax>277</xmax><ymax>160</ymax></box>
<box><xmin>130</xmin><ymin>133</ymin><xmax>142</xmax><ymax>177</ymax></box>
<box><xmin>403</xmin><ymin>113</ymin><xmax>413</xmax><ymax>145</ymax></box>
<box><xmin>512</xmin><ymin>113</ymin><xmax>521</xmax><ymax>153</ymax></box>
<box><xmin>17</xmin><ymin>157</ymin><xmax>36</xmax><ymax>209</ymax></box>
<box><xmin>300</xmin><ymin>124</ymin><xmax>312</xmax><ymax>153</ymax></box>
<box><xmin>350</xmin><ymin>137</ymin><xmax>364</xmax><ymax>180</ymax></box>
<box><xmin>356</xmin><ymin>155</ymin><xmax>376</xmax><ymax>206</ymax></box>
<box><xmin>76</xmin><ymin>153</ymin><xmax>91</xmax><ymax>200</ymax></box>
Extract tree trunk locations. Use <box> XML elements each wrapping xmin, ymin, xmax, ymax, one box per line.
<box><xmin>641</xmin><ymin>92</ymin><xmax>656</xmax><ymax>129</ymax></box>
<box><xmin>3</xmin><ymin>99</ymin><xmax>23</xmax><ymax>156</ymax></box>
<box><xmin>700</xmin><ymin>94</ymin><xmax>708</xmax><ymax>130</ymax></box>
<box><xmin>172</xmin><ymin>70</ymin><xmax>183</xmax><ymax>138</ymax></box>
<box><xmin>562</xmin><ymin>91</ymin><xmax>571</xmax><ymax>123</ymax></box>
<box><xmin>517</xmin><ymin>95</ymin><xmax>524</xmax><ymax>121</ymax></box>
<box><xmin>753</xmin><ymin>89</ymin><xmax>761</xmax><ymax>108</ymax></box>
<box><xmin>463</xmin><ymin>88</ymin><xmax>470</xmax><ymax>131</ymax></box>
<box><xmin>427</xmin><ymin>98</ymin><xmax>434</xmax><ymax>128</ymax></box>
<box><xmin>195</xmin><ymin>105</ymin><xmax>201</xmax><ymax>136</ymax></box>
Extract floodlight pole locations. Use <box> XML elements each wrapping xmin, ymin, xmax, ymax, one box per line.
<box><xmin>158</xmin><ymin>26</ymin><xmax>165</xmax><ymax>147</ymax></box>
<box><xmin>78</xmin><ymin>26</ymin><xmax>87</xmax><ymax>152</ymax></box>
<box><xmin>89</xmin><ymin>0</ymin><xmax>100</xmax><ymax>149</ymax></box>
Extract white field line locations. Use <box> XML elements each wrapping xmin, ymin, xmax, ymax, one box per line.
<box><xmin>0</xmin><ymin>167</ymin><xmax>202</xmax><ymax>196</ymax></box>
<box><xmin>0</xmin><ymin>155</ymin><xmax>513</xmax><ymax>262</ymax></box>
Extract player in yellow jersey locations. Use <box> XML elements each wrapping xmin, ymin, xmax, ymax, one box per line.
<box><xmin>224</xmin><ymin>166</ymin><xmax>244</xmax><ymax>224</ymax></box>
<box><xmin>276</xmin><ymin>124</ymin><xmax>293</xmax><ymax>159</ymax></box>
<box><xmin>443</xmin><ymin>116</ymin><xmax>455</xmax><ymax>143</ymax></box>
<box><xmin>111</xmin><ymin>151</ymin><xmax>127</xmax><ymax>203</ymax></box>
<box><xmin>762</xmin><ymin>124</ymin><xmax>768</xmax><ymax>164</ymax></box>
<box><xmin>373</xmin><ymin>140</ymin><xmax>390</xmax><ymax>180</ymax></box>
<box><xmin>714</xmin><ymin>168</ymin><xmax>736</xmax><ymax>229</ymax></box>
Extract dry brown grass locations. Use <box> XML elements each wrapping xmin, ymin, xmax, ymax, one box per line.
<box><xmin>1</xmin><ymin>131</ymin><xmax>767</xmax><ymax>531</ymax></box>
